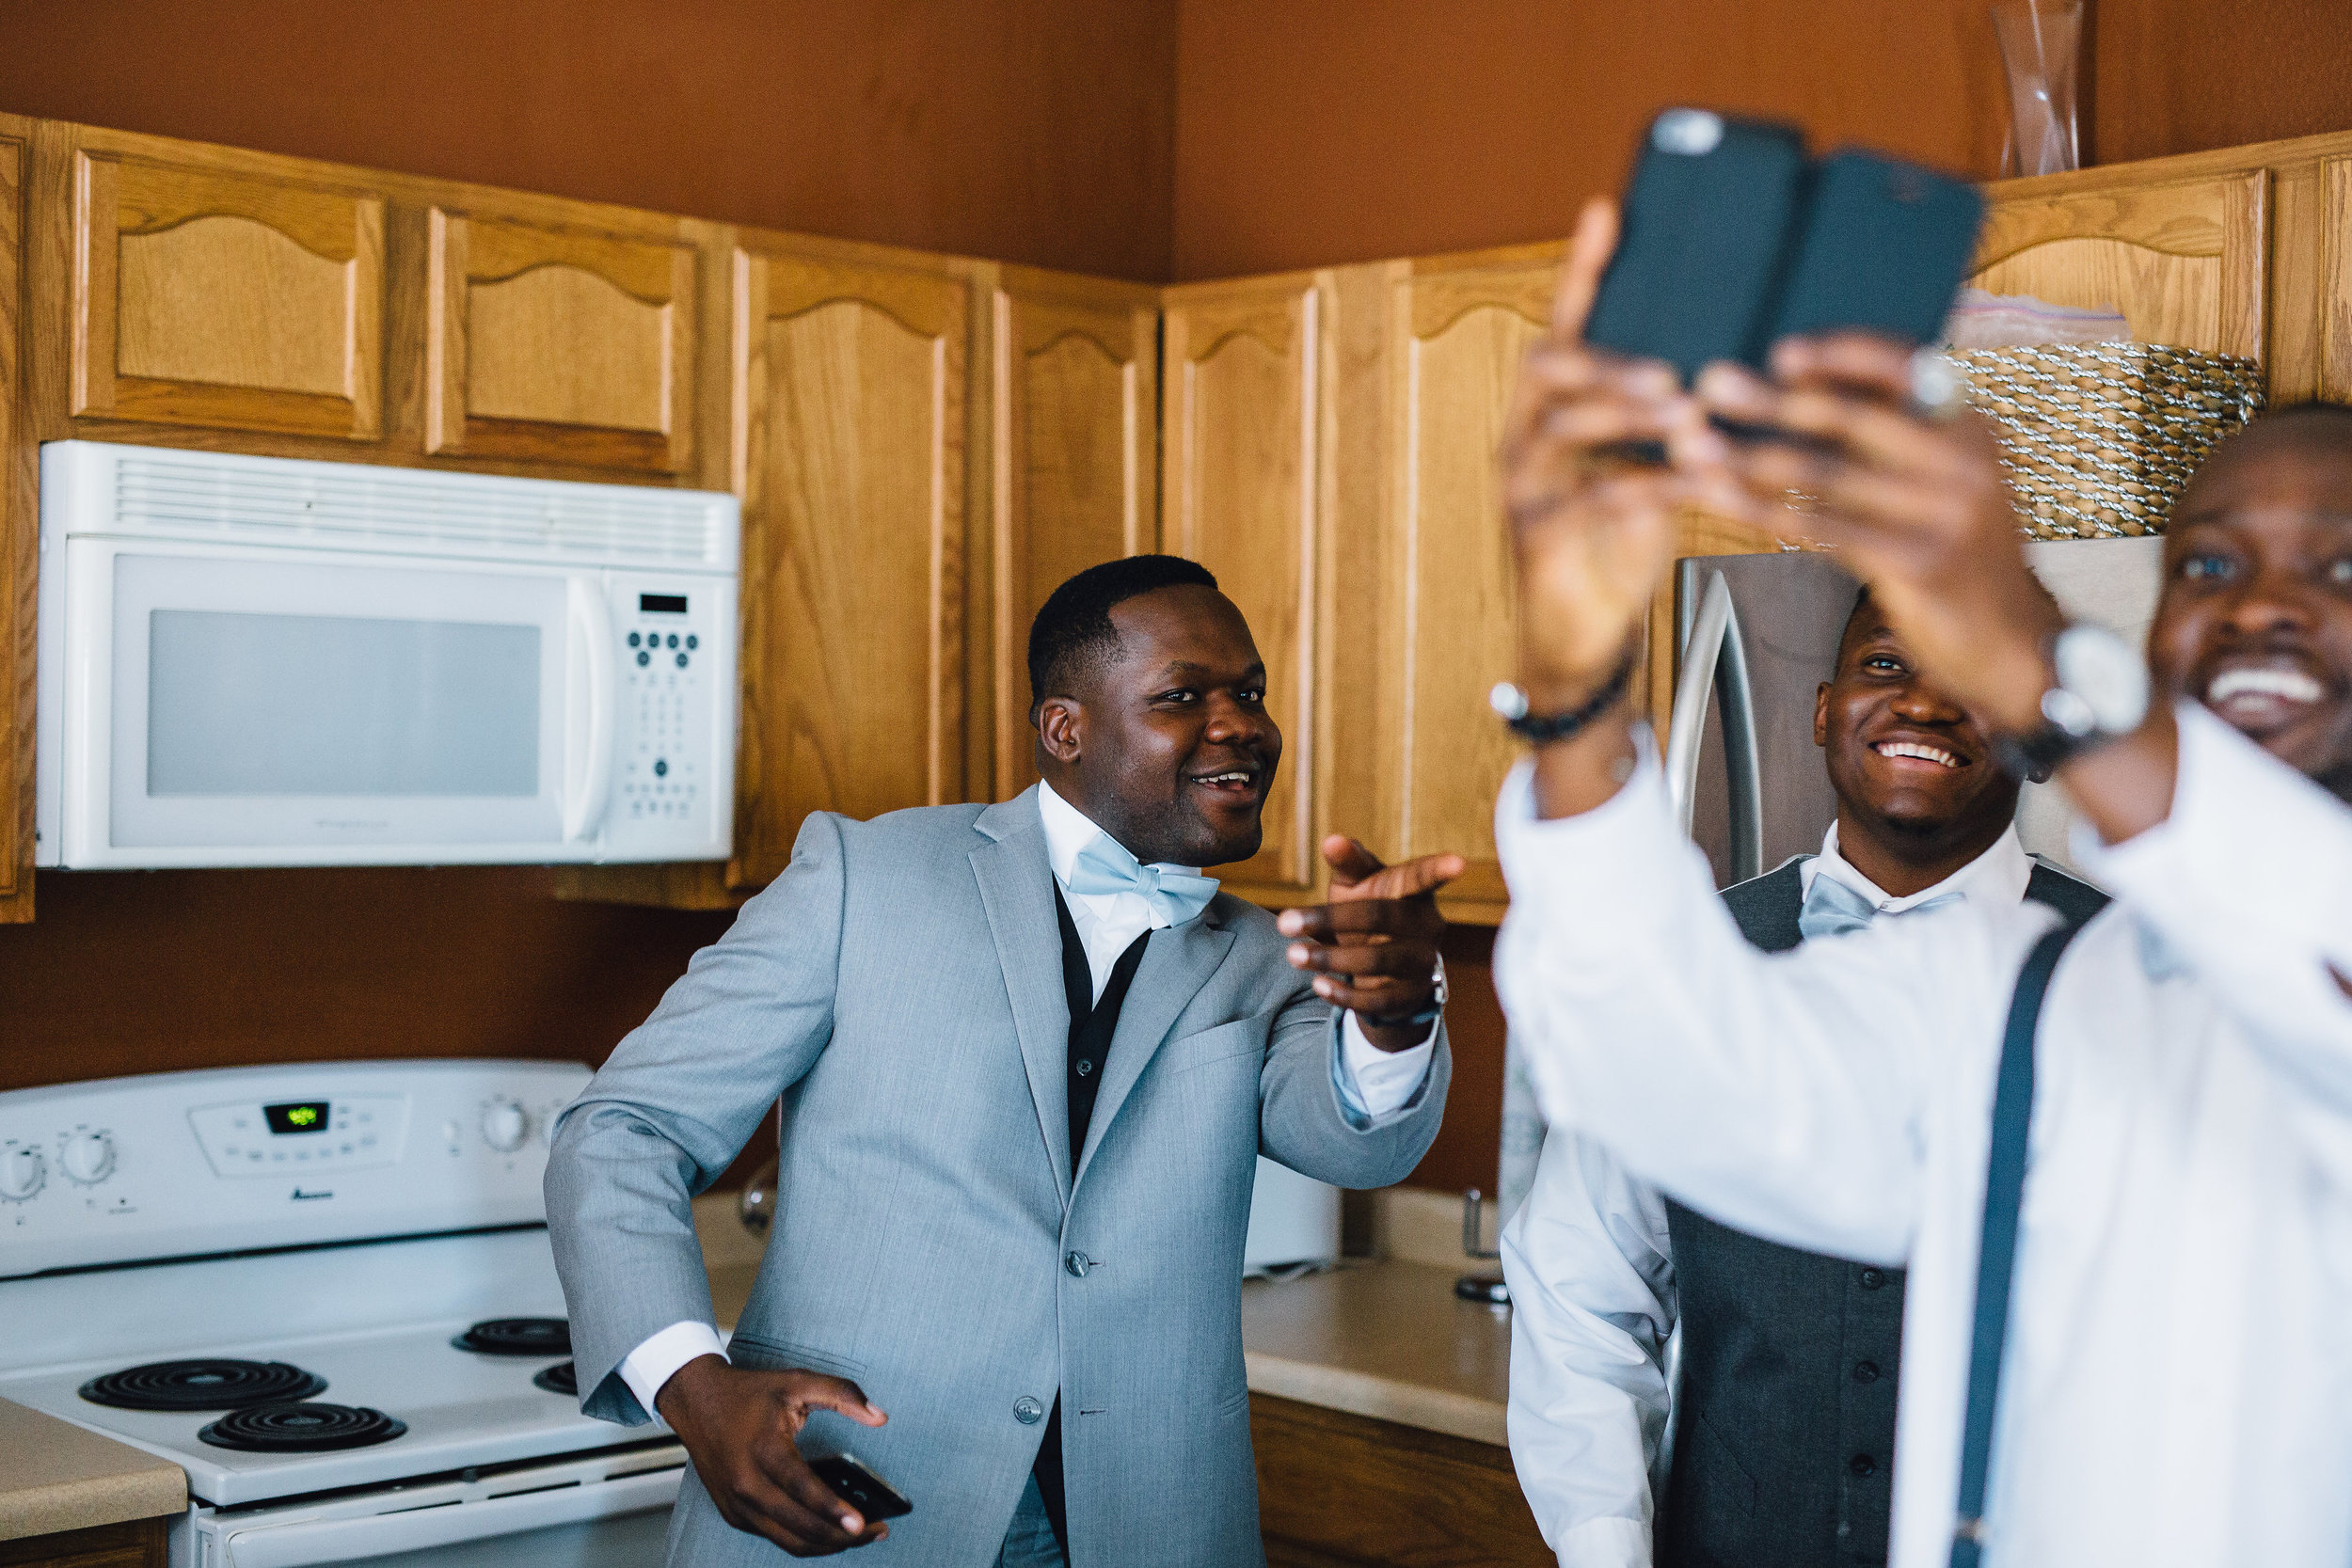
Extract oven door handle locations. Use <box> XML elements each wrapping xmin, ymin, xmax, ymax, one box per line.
<box><xmin>564</xmin><ymin>573</ymin><xmax>618</xmax><ymax>843</ymax></box>
<box><xmin>216</xmin><ymin>1463</ymin><xmax>682</xmax><ymax>1568</ymax></box>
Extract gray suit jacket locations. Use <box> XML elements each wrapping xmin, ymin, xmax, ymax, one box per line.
<box><xmin>546</xmin><ymin>788</ymin><xmax>1451</xmax><ymax>1566</ymax></box>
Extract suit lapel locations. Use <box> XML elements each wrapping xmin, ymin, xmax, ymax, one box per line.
<box><xmin>969</xmin><ymin>790</ymin><xmax>1076</xmax><ymax>1202</ymax></box>
<box><xmin>1075</xmin><ymin>903</ymin><xmax>1236</xmax><ymax>1188</ymax></box>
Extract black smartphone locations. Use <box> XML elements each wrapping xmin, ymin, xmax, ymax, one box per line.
<box><xmin>808</xmin><ymin>1452</ymin><xmax>914</xmax><ymax>1522</ymax></box>
<box><xmin>1769</xmin><ymin>150</ymin><xmax>1986</xmax><ymax>349</ymax></box>
<box><xmin>1584</xmin><ymin>108</ymin><xmax>1809</xmax><ymax>382</ymax></box>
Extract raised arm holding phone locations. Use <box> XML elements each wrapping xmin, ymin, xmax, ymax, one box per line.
<box><xmin>1494</xmin><ymin>197</ymin><xmax>2352</xmax><ymax>1568</ymax></box>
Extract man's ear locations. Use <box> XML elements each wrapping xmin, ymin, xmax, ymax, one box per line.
<box><xmin>1037</xmin><ymin>696</ymin><xmax>1083</xmax><ymax>765</ymax></box>
<box><xmin>1814</xmin><ymin>683</ymin><xmax>1830</xmax><ymax>750</ymax></box>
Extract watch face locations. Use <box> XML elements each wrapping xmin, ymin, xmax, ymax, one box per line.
<box><xmin>2053</xmin><ymin>625</ymin><xmax>2152</xmax><ymax>735</ymax></box>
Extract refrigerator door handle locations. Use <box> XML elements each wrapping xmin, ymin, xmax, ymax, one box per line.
<box><xmin>1664</xmin><ymin>569</ymin><xmax>1766</xmax><ymax>883</ymax></box>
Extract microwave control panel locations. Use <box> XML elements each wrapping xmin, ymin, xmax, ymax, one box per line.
<box><xmin>608</xmin><ymin>578</ymin><xmax>734</xmax><ymax>858</ymax></box>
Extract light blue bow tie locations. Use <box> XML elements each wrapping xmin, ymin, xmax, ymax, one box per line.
<box><xmin>1797</xmin><ymin>874</ymin><xmax>1963</xmax><ymax>941</ymax></box>
<box><xmin>1067</xmin><ymin>834</ymin><xmax>1220</xmax><ymax>927</ymax></box>
<box><xmin>2136</xmin><ymin>919</ymin><xmax>2191</xmax><ymax>983</ymax></box>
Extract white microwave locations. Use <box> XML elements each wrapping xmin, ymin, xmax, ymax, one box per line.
<box><xmin>35</xmin><ymin>442</ymin><xmax>739</xmax><ymax>869</ymax></box>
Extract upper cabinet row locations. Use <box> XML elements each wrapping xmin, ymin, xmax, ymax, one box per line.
<box><xmin>8</xmin><ymin>118</ymin><xmax>2352</xmax><ymax>925</ymax></box>
<box><xmin>68</xmin><ymin>129</ymin><xmax>702</xmax><ymax>472</ymax></box>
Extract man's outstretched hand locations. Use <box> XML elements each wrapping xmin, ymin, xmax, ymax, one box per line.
<box><xmin>657</xmin><ymin>1356</ymin><xmax>890</xmax><ymax>1557</ymax></box>
<box><xmin>1278</xmin><ymin>836</ymin><xmax>1465</xmax><ymax>1050</ymax></box>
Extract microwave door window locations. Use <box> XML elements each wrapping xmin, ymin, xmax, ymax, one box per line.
<box><xmin>106</xmin><ymin>551</ymin><xmax>570</xmax><ymax>856</ymax></box>
<box><xmin>147</xmin><ymin>610</ymin><xmax>540</xmax><ymax>799</ymax></box>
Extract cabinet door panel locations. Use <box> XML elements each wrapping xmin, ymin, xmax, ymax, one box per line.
<box><xmin>1</xmin><ymin>127</ymin><xmax>26</xmax><ymax>923</ymax></box>
<box><xmin>1970</xmin><ymin>171</ymin><xmax>2265</xmax><ymax>358</ymax></box>
<box><xmin>992</xmin><ymin>273</ymin><xmax>1157</xmax><ymax>799</ymax></box>
<box><xmin>75</xmin><ymin>153</ymin><xmax>383</xmax><ymax>438</ymax></box>
<box><xmin>735</xmin><ymin>246</ymin><xmax>967</xmax><ymax>885</ymax></box>
<box><xmin>1387</xmin><ymin>270</ymin><xmax>1549</xmax><ymax>913</ymax></box>
<box><xmin>429</xmin><ymin>211</ymin><xmax>695</xmax><ymax>472</ymax></box>
<box><xmin>2322</xmin><ymin>157</ymin><xmax>2352</xmax><ymax>402</ymax></box>
<box><xmin>1163</xmin><ymin>281</ymin><xmax>1320</xmax><ymax>895</ymax></box>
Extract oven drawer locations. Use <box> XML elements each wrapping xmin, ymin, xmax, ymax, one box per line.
<box><xmin>199</xmin><ymin>1446</ymin><xmax>684</xmax><ymax>1568</ymax></box>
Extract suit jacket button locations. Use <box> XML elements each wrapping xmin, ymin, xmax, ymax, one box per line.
<box><xmin>1014</xmin><ymin>1396</ymin><xmax>1045</xmax><ymax>1425</ymax></box>
<box><xmin>1064</xmin><ymin>1251</ymin><xmax>1090</xmax><ymax>1277</ymax></box>
<box><xmin>1858</xmin><ymin>1267</ymin><xmax>1887</xmax><ymax>1290</ymax></box>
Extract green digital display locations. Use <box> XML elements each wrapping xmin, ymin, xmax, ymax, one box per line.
<box><xmin>263</xmin><ymin>1101</ymin><xmax>331</xmax><ymax>1135</ymax></box>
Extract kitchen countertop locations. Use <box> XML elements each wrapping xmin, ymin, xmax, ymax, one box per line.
<box><xmin>706</xmin><ymin>1245</ymin><xmax>1513</xmax><ymax>1449</ymax></box>
<box><xmin>0</xmin><ymin>1399</ymin><xmax>186</xmax><ymax>1542</ymax></box>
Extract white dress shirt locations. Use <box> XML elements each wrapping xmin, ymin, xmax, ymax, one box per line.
<box><xmin>616</xmin><ymin>783</ymin><xmax>1436</xmax><ymax>1417</ymax></box>
<box><xmin>1498</xmin><ymin>825</ymin><xmax>2037</xmax><ymax>1568</ymax></box>
<box><xmin>1494</xmin><ymin>706</ymin><xmax>2352</xmax><ymax>1568</ymax></box>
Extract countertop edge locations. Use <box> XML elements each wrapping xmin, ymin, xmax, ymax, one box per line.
<box><xmin>0</xmin><ymin>1468</ymin><xmax>186</xmax><ymax>1544</ymax></box>
<box><xmin>1244</xmin><ymin>1351</ymin><xmax>1509</xmax><ymax>1448</ymax></box>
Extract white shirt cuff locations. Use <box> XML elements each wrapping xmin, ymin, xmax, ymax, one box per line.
<box><xmin>618</xmin><ymin>1320</ymin><xmax>728</xmax><ymax>1418</ymax></box>
<box><xmin>1334</xmin><ymin>1008</ymin><xmax>1437</xmax><ymax>1124</ymax></box>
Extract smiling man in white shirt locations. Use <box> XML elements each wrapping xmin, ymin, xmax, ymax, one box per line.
<box><xmin>1501</xmin><ymin>587</ymin><xmax>2104</xmax><ymax>1568</ymax></box>
<box><xmin>1477</xmin><ymin>199</ymin><xmax>2352</xmax><ymax>1568</ymax></box>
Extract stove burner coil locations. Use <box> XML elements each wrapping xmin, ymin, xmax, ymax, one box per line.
<box><xmin>81</xmin><ymin>1360</ymin><xmax>327</xmax><ymax>1412</ymax></box>
<box><xmin>533</xmin><ymin>1361</ymin><xmax>579</xmax><ymax>1396</ymax></box>
<box><xmin>453</xmin><ymin>1318</ymin><xmax>572</xmax><ymax>1357</ymax></box>
<box><xmin>199</xmin><ymin>1402</ymin><xmax>407</xmax><ymax>1452</ymax></box>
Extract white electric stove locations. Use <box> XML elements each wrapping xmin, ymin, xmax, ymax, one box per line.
<box><xmin>0</xmin><ymin>1061</ymin><xmax>689</xmax><ymax>1567</ymax></box>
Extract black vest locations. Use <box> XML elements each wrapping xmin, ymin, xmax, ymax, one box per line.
<box><xmin>1031</xmin><ymin>889</ymin><xmax>1152</xmax><ymax>1556</ymax></box>
<box><xmin>1656</xmin><ymin>857</ymin><xmax>2107</xmax><ymax>1568</ymax></box>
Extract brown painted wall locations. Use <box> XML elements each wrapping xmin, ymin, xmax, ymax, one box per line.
<box><xmin>0</xmin><ymin>0</ymin><xmax>1178</xmax><ymax>280</ymax></box>
<box><xmin>1170</xmin><ymin>0</ymin><xmax>2352</xmax><ymax>280</ymax></box>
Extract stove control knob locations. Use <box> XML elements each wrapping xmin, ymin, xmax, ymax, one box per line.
<box><xmin>60</xmin><ymin>1131</ymin><xmax>116</xmax><ymax>1186</ymax></box>
<box><xmin>0</xmin><ymin>1147</ymin><xmax>44</xmax><ymax>1201</ymax></box>
<box><xmin>480</xmin><ymin>1100</ymin><xmax>529</xmax><ymax>1153</ymax></box>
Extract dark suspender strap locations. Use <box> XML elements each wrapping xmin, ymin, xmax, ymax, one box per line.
<box><xmin>1949</xmin><ymin>920</ymin><xmax>2086</xmax><ymax>1568</ymax></box>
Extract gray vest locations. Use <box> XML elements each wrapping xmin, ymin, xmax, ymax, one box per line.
<box><xmin>1656</xmin><ymin>857</ymin><xmax>2107</xmax><ymax>1568</ymax></box>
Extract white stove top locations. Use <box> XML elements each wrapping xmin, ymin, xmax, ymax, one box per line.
<box><xmin>0</xmin><ymin>1061</ymin><xmax>685</xmax><ymax>1512</ymax></box>
<box><xmin>1</xmin><ymin>1313</ymin><xmax>650</xmax><ymax>1506</ymax></box>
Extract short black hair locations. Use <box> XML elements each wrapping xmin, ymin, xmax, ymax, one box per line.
<box><xmin>1028</xmin><ymin>554</ymin><xmax>1219</xmax><ymax>720</ymax></box>
<box><xmin>1830</xmin><ymin>582</ymin><xmax>1876</xmax><ymax>669</ymax></box>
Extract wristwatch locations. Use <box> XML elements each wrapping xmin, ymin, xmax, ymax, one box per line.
<box><xmin>1994</xmin><ymin>624</ymin><xmax>2152</xmax><ymax>781</ymax></box>
<box><xmin>1362</xmin><ymin>957</ymin><xmax>1448</xmax><ymax>1031</ymax></box>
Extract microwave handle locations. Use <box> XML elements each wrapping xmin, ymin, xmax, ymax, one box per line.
<box><xmin>565</xmin><ymin>576</ymin><xmax>618</xmax><ymax>841</ymax></box>
<box><xmin>217</xmin><ymin>1462</ymin><xmax>681</xmax><ymax>1567</ymax></box>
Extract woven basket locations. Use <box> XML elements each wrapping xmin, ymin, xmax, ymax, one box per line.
<box><xmin>1946</xmin><ymin>343</ymin><xmax>2265</xmax><ymax>540</ymax></box>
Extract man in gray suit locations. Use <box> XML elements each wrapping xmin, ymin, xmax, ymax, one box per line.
<box><xmin>547</xmin><ymin>554</ymin><xmax>1457</xmax><ymax>1565</ymax></box>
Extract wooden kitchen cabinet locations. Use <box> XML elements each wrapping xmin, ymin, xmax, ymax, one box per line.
<box><xmin>987</xmin><ymin>265</ymin><xmax>1159</xmax><ymax>800</ymax></box>
<box><xmin>729</xmin><ymin>235</ymin><xmax>975</xmax><ymax>887</ymax></box>
<box><xmin>0</xmin><ymin>1519</ymin><xmax>167</xmax><ymax>1568</ymax></box>
<box><xmin>1251</xmin><ymin>1394</ymin><xmax>1551</xmax><ymax>1567</ymax></box>
<box><xmin>65</xmin><ymin>132</ymin><xmax>386</xmax><ymax>442</ymax></box>
<box><xmin>426</xmin><ymin>206</ymin><xmax>699</xmax><ymax>473</ymax></box>
<box><xmin>1969</xmin><ymin>165</ymin><xmax>2266</xmax><ymax>360</ymax></box>
<box><xmin>1161</xmin><ymin>272</ymin><xmax>1330</xmax><ymax>904</ymax></box>
<box><xmin>1</xmin><ymin>115</ymin><xmax>29</xmax><ymax>926</ymax></box>
<box><xmin>1362</xmin><ymin>247</ymin><xmax>1556</xmax><ymax>924</ymax></box>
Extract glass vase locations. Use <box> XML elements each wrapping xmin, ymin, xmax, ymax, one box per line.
<box><xmin>1992</xmin><ymin>0</ymin><xmax>2083</xmax><ymax>177</ymax></box>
